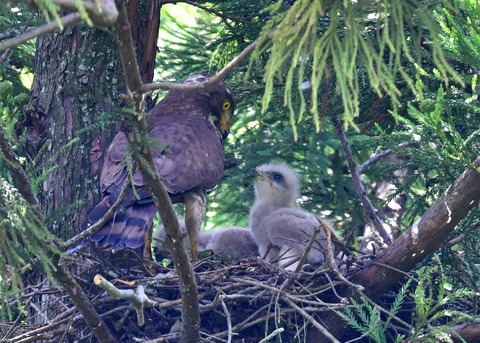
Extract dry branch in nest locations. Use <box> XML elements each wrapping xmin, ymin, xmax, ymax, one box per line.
<box><xmin>94</xmin><ymin>274</ymin><xmax>156</xmax><ymax>326</ymax></box>
<box><xmin>5</xmin><ymin>244</ymin><xmax>480</xmax><ymax>342</ymax></box>
<box><xmin>3</xmin><ymin>246</ymin><xmax>367</xmax><ymax>343</ymax></box>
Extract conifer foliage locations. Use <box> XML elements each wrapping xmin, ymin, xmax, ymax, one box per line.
<box><xmin>0</xmin><ymin>0</ymin><xmax>480</xmax><ymax>342</ymax></box>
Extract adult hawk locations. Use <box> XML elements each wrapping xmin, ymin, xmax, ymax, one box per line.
<box><xmin>76</xmin><ymin>74</ymin><xmax>235</xmax><ymax>257</ymax></box>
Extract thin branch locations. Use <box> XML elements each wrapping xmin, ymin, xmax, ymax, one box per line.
<box><xmin>3</xmin><ymin>309</ymin><xmax>75</xmax><ymax>343</ymax></box>
<box><xmin>258</xmin><ymin>328</ymin><xmax>285</xmax><ymax>343</ymax></box>
<box><xmin>443</xmin><ymin>224</ymin><xmax>480</xmax><ymax>248</ymax></box>
<box><xmin>283</xmin><ymin>297</ymin><xmax>340</xmax><ymax>343</ymax></box>
<box><xmin>62</xmin><ymin>171</ymin><xmax>130</xmax><ymax>251</ymax></box>
<box><xmin>220</xmin><ymin>295</ymin><xmax>233</xmax><ymax>343</ymax></box>
<box><xmin>0</xmin><ymin>29</ymin><xmax>31</xmax><ymax>40</ymax></box>
<box><xmin>281</xmin><ymin>227</ymin><xmax>320</xmax><ymax>289</ymax></box>
<box><xmin>113</xmin><ymin>1</ymin><xmax>200</xmax><ymax>341</ymax></box>
<box><xmin>321</xmin><ymin>218</ymin><xmax>364</xmax><ymax>292</ymax></box>
<box><xmin>0</xmin><ymin>49</ymin><xmax>10</xmax><ymax>65</ymax></box>
<box><xmin>332</xmin><ymin>115</ymin><xmax>392</xmax><ymax>245</ymax></box>
<box><xmin>0</xmin><ymin>124</ymin><xmax>40</xmax><ymax>208</ymax></box>
<box><xmin>357</xmin><ymin>141</ymin><xmax>410</xmax><ymax>174</ymax></box>
<box><xmin>1</xmin><ymin>297</ymin><xmax>35</xmax><ymax>340</ymax></box>
<box><xmin>294</xmin><ymin>227</ymin><xmax>320</xmax><ymax>274</ymax></box>
<box><xmin>0</xmin><ymin>0</ymin><xmax>119</xmax><ymax>52</ymax></box>
<box><xmin>0</xmin><ymin>13</ymin><xmax>82</xmax><ymax>52</ymax></box>
<box><xmin>140</xmin><ymin>33</ymin><xmax>273</xmax><ymax>94</ymax></box>
<box><xmin>52</xmin><ymin>259</ymin><xmax>117</xmax><ymax>342</ymax></box>
<box><xmin>161</xmin><ymin>0</ymin><xmax>244</xmax><ymax>22</ymax></box>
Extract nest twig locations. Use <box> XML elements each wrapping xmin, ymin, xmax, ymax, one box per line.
<box><xmin>4</xmin><ymin>248</ymin><xmax>399</xmax><ymax>342</ymax></box>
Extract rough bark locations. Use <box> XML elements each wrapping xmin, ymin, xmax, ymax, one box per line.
<box><xmin>310</xmin><ymin>157</ymin><xmax>480</xmax><ymax>342</ymax></box>
<box><xmin>20</xmin><ymin>1</ymin><xmax>160</xmax><ymax>240</ymax></box>
<box><xmin>1</xmin><ymin>108</ymin><xmax>117</xmax><ymax>343</ymax></box>
<box><xmin>450</xmin><ymin>322</ymin><xmax>480</xmax><ymax>343</ymax></box>
<box><xmin>128</xmin><ymin>0</ymin><xmax>162</xmax><ymax>85</ymax></box>
<box><xmin>22</xmin><ymin>25</ymin><xmax>124</xmax><ymax>240</ymax></box>
<box><xmin>19</xmin><ymin>1</ymin><xmax>159</xmax><ymax>338</ymax></box>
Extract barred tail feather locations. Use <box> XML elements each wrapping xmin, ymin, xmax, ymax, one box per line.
<box><xmin>67</xmin><ymin>195</ymin><xmax>157</xmax><ymax>253</ymax></box>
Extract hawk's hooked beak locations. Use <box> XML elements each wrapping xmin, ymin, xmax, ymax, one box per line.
<box><xmin>210</xmin><ymin>113</ymin><xmax>231</xmax><ymax>140</ymax></box>
<box><xmin>249</xmin><ymin>168</ymin><xmax>274</xmax><ymax>185</ymax></box>
<box><xmin>219</xmin><ymin>116</ymin><xmax>230</xmax><ymax>140</ymax></box>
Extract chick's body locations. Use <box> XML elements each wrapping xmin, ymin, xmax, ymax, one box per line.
<box><xmin>249</xmin><ymin>163</ymin><xmax>331</xmax><ymax>271</ymax></box>
<box><xmin>207</xmin><ymin>227</ymin><xmax>258</xmax><ymax>263</ymax></box>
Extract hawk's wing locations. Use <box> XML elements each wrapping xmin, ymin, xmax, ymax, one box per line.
<box><xmin>78</xmin><ymin>113</ymin><xmax>224</xmax><ymax>249</ymax></box>
<box><xmin>101</xmin><ymin>113</ymin><xmax>224</xmax><ymax>202</ymax></box>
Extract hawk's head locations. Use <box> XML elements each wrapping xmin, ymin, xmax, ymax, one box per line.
<box><xmin>182</xmin><ymin>74</ymin><xmax>235</xmax><ymax>140</ymax></box>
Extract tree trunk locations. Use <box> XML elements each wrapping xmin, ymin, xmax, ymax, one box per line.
<box><xmin>23</xmin><ymin>26</ymin><xmax>123</xmax><ymax>239</ymax></box>
<box><xmin>19</xmin><ymin>1</ymin><xmax>162</xmax><ymax>332</ymax></box>
<box><xmin>128</xmin><ymin>0</ymin><xmax>162</xmax><ymax>85</ymax></box>
<box><xmin>22</xmin><ymin>1</ymin><xmax>161</xmax><ymax>239</ymax></box>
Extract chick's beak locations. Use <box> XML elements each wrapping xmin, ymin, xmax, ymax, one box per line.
<box><xmin>249</xmin><ymin>168</ymin><xmax>260</xmax><ymax>178</ymax></box>
<box><xmin>249</xmin><ymin>168</ymin><xmax>274</xmax><ymax>185</ymax></box>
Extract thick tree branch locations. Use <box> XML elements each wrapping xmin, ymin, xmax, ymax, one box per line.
<box><xmin>354</xmin><ymin>157</ymin><xmax>480</xmax><ymax>296</ymax></box>
<box><xmin>313</xmin><ymin>156</ymin><xmax>480</xmax><ymax>342</ymax></box>
<box><xmin>332</xmin><ymin>115</ymin><xmax>392</xmax><ymax>245</ymax></box>
<box><xmin>450</xmin><ymin>321</ymin><xmax>480</xmax><ymax>343</ymax></box>
<box><xmin>113</xmin><ymin>1</ymin><xmax>200</xmax><ymax>341</ymax></box>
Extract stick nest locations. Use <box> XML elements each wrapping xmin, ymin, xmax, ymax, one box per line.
<box><xmin>3</xmin><ymin>249</ymin><xmax>365</xmax><ymax>343</ymax></box>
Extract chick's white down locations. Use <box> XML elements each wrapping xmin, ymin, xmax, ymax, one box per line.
<box><xmin>154</xmin><ymin>220</ymin><xmax>257</xmax><ymax>263</ymax></box>
<box><xmin>249</xmin><ymin>162</ymin><xmax>334</xmax><ymax>271</ymax></box>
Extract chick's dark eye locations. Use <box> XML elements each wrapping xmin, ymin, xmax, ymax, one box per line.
<box><xmin>273</xmin><ymin>173</ymin><xmax>283</xmax><ymax>182</ymax></box>
<box><xmin>223</xmin><ymin>101</ymin><xmax>231</xmax><ymax>110</ymax></box>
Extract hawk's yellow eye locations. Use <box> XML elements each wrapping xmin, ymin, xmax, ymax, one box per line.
<box><xmin>223</xmin><ymin>101</ymin><xmax>231</xmax><ymax>110</ymax></box>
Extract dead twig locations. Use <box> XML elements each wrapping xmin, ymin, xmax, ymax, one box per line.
<box><xmin>293</xmin><ymin>227</ymin><xmax>320</xmax><ymax>274</ymax></box>
<box><xmin>220</xmin><ymin>295</ymin><xmax>233</xmax><ymax>343</ymax></box>
<box><xmin>332</xmin><ymin>115</ymin><xmax>392</xmax><ymax>245</ymax></box>
<box><xmin>283</xmin><ymin>297</ymin><xmax>341</xmax><ymax>343</ymax></box>
<box><xmin>62</xmin><ymin>170</ymin><xmax>131</xmax><ymax>251</ymax></box>
<box><xmin>258</xmin><ymin>328</ymin><xmax>285</xmax><ymax>343</ymax></box>
<box><xmin>320</xmin><ymin>218</ymin><xmax>364</xmax><ymax>292</ymax></box>
<box><xmin>94</xmin><ymin>274</ymin><xmax>156</xmax><ymax>326</ymax></box>
<box><xmin>140</xmin><ymin>33</ymin><xmax>274</xmax><ymax>94</ymax></box>
<box><xmin>357</xmin><ymin>141</ymin><xmax>410</xmax><ymax>175</ymax></box>
<box><xmin>0</xmin><ymin>13</ymin><xmax>82</xmax><ymax>52</ymax></box>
